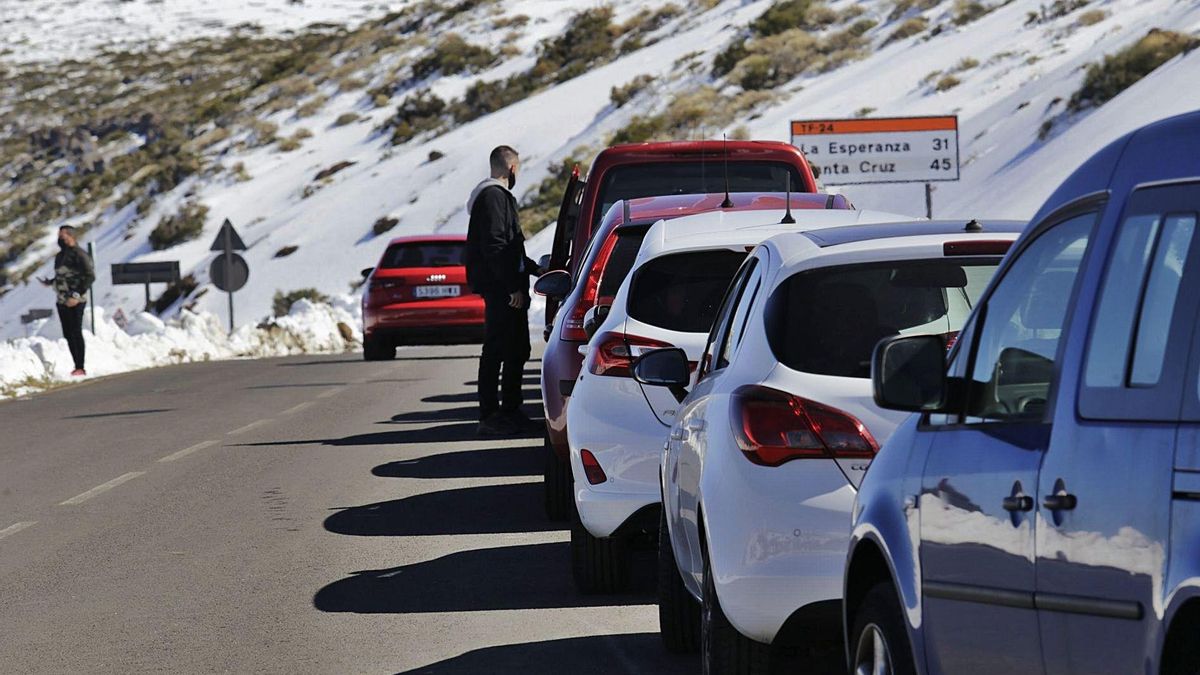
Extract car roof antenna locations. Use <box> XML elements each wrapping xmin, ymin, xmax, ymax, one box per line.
<box><xmin>720</xmin><ymin>134</ymin><xmax>734</xmax><ymax>209</ymax></box>
<box><xmin>780</xmin><ymin>171</ymin><xmax>796</xmax><ymax>224</ymax></box>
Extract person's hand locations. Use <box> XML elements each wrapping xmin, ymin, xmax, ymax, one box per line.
<box><xmin>508</xmin><ymin>292</ymin><xmax>527</xmax><ymax>310</ymax></box>
<box><xmin>65</xmin><ymin>297</ymin><xmax>80</xmax><ymax>308</ymax></box>
<box><xmin>37</xmin><ymin>276</ymin><xmax>52</xmax><ymax>287</ymax></box>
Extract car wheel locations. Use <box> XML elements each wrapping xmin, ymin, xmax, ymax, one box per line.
<box><xmin>850</xmin><ymin>583</ymin><xmax>915</xmax><ymax>675</ymax></box>
<box><xmin>570</xmin><ymin>506</ymin><xmax>630</xmax><ymax>594</ymax></box>
<box><xmin>543</xmin><ymin>436</ymin><xmax>571</xmax><ymax>521</ymax></box>
<box><xmin>658</xmin><ymin>508</ymin><xmax>700</xmax><ymax>653</ymax></box>
<box><xmin>701</xmin><ymin>547</ymin><xmax>769</xmax><ymax>674</ymax></box>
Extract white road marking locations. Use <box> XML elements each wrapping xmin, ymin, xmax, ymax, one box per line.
<box><xmin>158</xmin><ymin>439</ymin><xmax>219</xmax><ymax>463</ymax></box>
<box><xmin>228</xmin><ymin>419</ymin><xmax>271</xmax><ymax>436</ymax></box>
<box><xmin>59</xmin><ymin>472</ymin><xmax>146</xmax><ymax>506</ymax></box>
<box><xmin>0</xmin><ymin>521</ymin><xmax>36</xmax><ymax>541</ymax></box>
<box><xmin>280</xmin><ymin>401</ymin><xmax>315</xmax><ymax>416</ymax></box>
<box><xmin>317</xmin><ymin>386</ymin><xmax>346</xmax><ymax>399</ymax></box>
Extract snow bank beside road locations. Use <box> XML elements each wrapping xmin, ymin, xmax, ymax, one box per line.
<box><xmin>0</xmin><ymin>298</ymin><xmax>362</xmax><ymax>399</ymax></box>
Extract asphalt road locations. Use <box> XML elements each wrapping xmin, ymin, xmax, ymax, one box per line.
<box><xmin>0</xmin><ymin>346</ymin><xmax>696</xmax><ymax>674</ymax></box>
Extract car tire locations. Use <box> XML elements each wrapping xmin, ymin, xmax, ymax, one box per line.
<box><xmin>850</xmin><ymin>583</ymin><xmax>916</xmax><ymax>675</ymax></box>
<box><xmin>658</xmin><ymin>508</ymin><xmax>700</xmax><ymax>653</ymax></box>
<box><xmin>362</xmin><ymin>336</ymin><xmax>395</xmax><ymax>361</ymax></box>
<box><xmin>702</xmin><ymin>547</ymin><xmax>769</xmax><ymax>675</ymax></box>
<box><xmin>543</xmin><ymin>436</ymin><xmax>571</xmax><ymax>521</ymax></box>
<box><xmin>570</xmin><ymin>506</ymin><xmax>630</xmax><ymax>594</ymax></box>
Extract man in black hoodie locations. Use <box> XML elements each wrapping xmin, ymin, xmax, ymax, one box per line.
<box><xmin>465</xmin><ymin>146</ymin><xmax>541</xmax><ymax>436</ymax></box>
<box><xmin>38</xmin><ymin>226</ymin><xmax>95</xmax><ymax>376</ymax></box>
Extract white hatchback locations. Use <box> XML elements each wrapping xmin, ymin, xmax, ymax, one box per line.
<box><xmin>635</xmin><ymin>219</ymin><xmax>1023</xmax><ymax>671</ymax></box>
<box><xmin>564</xmin><ymin>207</ymin><xmax>909</xmax><ymax>594</ymax></box>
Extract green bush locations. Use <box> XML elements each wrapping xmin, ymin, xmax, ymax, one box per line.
<box><xmin>273</xmin><ymin>288</ymin><xmax>328</xmax><ymax>317</ymax></box>
<box><xmin>610</xmin><ymin>74</ymin><xmax>656</xmax><ymax>107</ymax></box>
<box><xmin>751</xmin><ymin>0</ymin><xmax>814</xmax><ymax>37</ymax></box>
<box><xmin>953</xmin><ymin>0</ymin><xmax>992</xmax><ymax>26</ymax></box>
<box><xmin>333</xmin><ymin>112</ymin><xmax>360</xmax><ymax>126</ymax></box>
<box><xmin>884</xmin><ymin>17</ymin><xmax>929</xmax><ymax>45</ymax></box>
<box><xmin>411</xmin><ymin>34</ymin><xmax>497</xmax><ymax>79</ymax></box>
<box><xmin>935</xmin><ymin>74</ymin><xmax>961</xmax><ymax>91</ymax></box>
<box><xmin>519</xmin><ymin>153</ymin><xmax>591</xmax><ymax>235</ymax></box>
<box><xmin>1069</xmin><ymin>29</ymin><xmax>1199</xmax><ymax>111</ymax></box>
<box><xmin>149</xmin><ymin>201</ymin><xmax>209</xmax><ymax>250</ymax></box>
<box><xmin>531</xmin><ymin>7</ymin><xmax>619</xmax><ymax>83</ymax></box>
<box><xmin>1077</xmin><ymin>9</ymin><xmax>1107</xmax><ymax>26</ymax></box>
<box><xmin>712</xmin><ymin>38</ymin><xmax>749</xmax><ymax>77</ymax></box>
<box><xmin>386</xmin><ymin>90</ymin><xmax>448</xmax><ymax>144</ymax></box>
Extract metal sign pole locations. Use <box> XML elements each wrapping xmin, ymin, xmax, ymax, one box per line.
<box><xmin>224</xmin><ymin>224</ymin><xmax>234</xmax><ymax>335</ymax></box>
<box><xmin>925</xmin><ymin>183</ymin><xmax>933</xmax><ymax>219</ymax></box>
<box><xmin>87</xmin><ymin>242</ymin><xmax>96</xmax><ymax>333</ymax></box>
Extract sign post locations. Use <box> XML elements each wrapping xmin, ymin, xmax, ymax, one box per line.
<box><xmin>209</xmin><ymin>219</ymin><xmax>249</xmax><ymax>335</ymax></box>
<box><xmin>790</xmin><ymin>115</ymin><xmax>960</xmax><ymax>217</ymax></box>
<box><xmin>87</xmin><ymin>242</ymin><xmax>96</xmax><ymax>333</ymax></box>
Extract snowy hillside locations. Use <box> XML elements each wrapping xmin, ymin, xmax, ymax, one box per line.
<box><xmin>2</xmin><ymin>0</ymin><xmax>1199</xmax><ymax>344</ymax></box>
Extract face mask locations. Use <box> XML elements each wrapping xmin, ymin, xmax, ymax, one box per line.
<box><xmin>507</xmin><ymin>169</ymin><xmax>516</xmax><ymax>190</ymax></box>
<box><xmin>58</xmin><ymin>239</ymin><xmax>69</xmax><ymax>250</ymax></box>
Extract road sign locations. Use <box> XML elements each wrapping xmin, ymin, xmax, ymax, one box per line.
<box><xmin>21</xmin><ymin>308</ymin><xmax>53</xmax><ymax>324</ymax></box>
<box><xmin>210</xmin><ymin>253</ymin><xmax>249</xmax><ymax>293</ymax></box>
<box><xmin>209</xmin><ymin>219</ymin><xmax>247</xmax><ymax>252</ymax></box>
<box><xmin>111</xmin><ymin>261</ymin><xmax>181</xmax><ymax>311</ymax></box>
<box><xmin>790</xmin><ymin>116</ymin><xmax>960</xmax><ymax>186</ymax></box>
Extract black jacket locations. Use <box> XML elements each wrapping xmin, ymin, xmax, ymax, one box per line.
<box><xmin>53</xmin><ymin>244</ymin><xmax>95</xmax><ymax>305</ymax></box>
<box><xmin>465</xmin><ymin>181</ymin><xmax>538</xmax><ymax>296</ymax></box>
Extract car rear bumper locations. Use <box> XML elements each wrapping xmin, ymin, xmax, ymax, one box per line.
<box><xmin>540</xmin><ymin>337</ymin><xmax>585</xmax><ymax>459</ymax></box>
<box><xmin>364</xmin><ymin>298</ymin><xmax>485</xmax><ymax>342</ymax></box>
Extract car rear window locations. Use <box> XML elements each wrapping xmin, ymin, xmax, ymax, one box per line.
<box><xmin>627</xmin><ymin>250</ymin><xmax>748</xmax><ymax>333</ymax></box>
<box><xmin>767</xmin><ymin>260</ymin><xmax>1000</xmax><ymax>378</ymax></box>
<box><xmin>380</xmin><ymin>242</ymin><xmax>464</xmax><ymax>268</ymax></box>
<box><xmin>593</xmin><ymin>161</ymin><xmax>803</xmax><ymax>230</ymax></box>
<box><xmin>597</xmin><ymin>228</ymin><xmax>649</xmax><ymax>300</ymax></box>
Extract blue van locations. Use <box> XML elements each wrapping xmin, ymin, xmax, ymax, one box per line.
<box><xmin>845</xmin><ymin>110</ymin><xmax>1200</xmax><ymax>675</ymax></box>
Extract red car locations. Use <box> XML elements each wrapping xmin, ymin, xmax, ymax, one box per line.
<box><xmin>535</xmin><ymin>191</ymin><xmax>852</xmax><ymax>519</ymax></box>
<box><xmin>360</xmin><ymin>235</ymin><xmax>484</xmax><ymax>360</ymax></box>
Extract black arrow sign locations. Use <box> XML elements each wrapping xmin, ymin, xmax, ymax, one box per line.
<box><xmin>209</xmin><ymin>219</ymin><xmax>247</xmax><ymax>252</ymax></box>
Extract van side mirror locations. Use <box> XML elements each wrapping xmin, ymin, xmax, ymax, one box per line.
<box><xmin>534</xmin><ymin>270</ymin><xmax>571</xmax><ymax>298</ymax></box>
<box><xmin>583</xmin><ymin>304</ymin><xmax>610</xmax><ymax>341</ymax></box>
<box><xmin>872</xmin><ymin>335</ymin><xmax>947</xmax><ymax>412</ymax></box>
<box><xmin>360</xmin><ymin>267</ymin><xmax>374</xmax><ymax>279</ymax></box>
<box><xmin>537</xmin><ymin>254</ymin><xmax>551</xmax><ymax>271</ymax></box>
<box><xmin>633</xmin><ymin>348</ymin><xmax>690</xmax><ymax>403</ymax></box>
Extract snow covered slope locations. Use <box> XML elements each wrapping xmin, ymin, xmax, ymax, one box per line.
<box><xmin>2</xmin><ymin>0</ymin><xmax>1199</xmax><ymax>343</ymax></box>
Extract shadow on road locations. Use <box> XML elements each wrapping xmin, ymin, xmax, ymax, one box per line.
<box><xmin>372</xmin><ymin>445</ymin><xmax>540</xmax><ymax>480</ymax></box>
<box><xmin>246</xmin><ymin>382</ymin><xmax>347</xmax><ymax>390</ymax></box>
<box><xmin>64</xmin><ymin>408</ymin><xmax>173</xmax><ymax>419</ymax></box>
<box><xmin>324</xmin><ymin>482</ymin><xmax>558</xmax><ymax>536</ymax></box>
<box><xmin>393</xmin><ymin>634</ymin><xmax>696</xmax><ymax>674</ymax></box>
<box><xmin>422</xmin><ymin>389</ymin><xmax>541</xmax><ymax>405</ymax></box>
<box><xmin>463</xmin><ymin>376</ymin><xmax>541</xmax><ymax>387</ymax></box>
<box><xmin>314</xmin><ymin>542</ymin><xmax>655</xmax><ymax>614</ymax></box>
<box><xmin>385</xmin><ymin>406</ymin><xmax>479</xmax><ymax>424</ymax></box>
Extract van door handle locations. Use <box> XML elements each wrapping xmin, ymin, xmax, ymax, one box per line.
<box><xmin>1002</xmin><ymin>495</ymin><xmax>1034</xmax><ymax>512</ymax></box>
<box><xmin>1043</xmin><ymin>493</ymin><xmax>1077</xmax><ymax>511</ymax></box>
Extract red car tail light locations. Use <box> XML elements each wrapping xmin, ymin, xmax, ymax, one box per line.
<box><xmin>588</xmin><ymin>332</ymin><xmax>672</xmax><ymax>377</ymax></box>
<box><xmin>730</xmin><ymin>385</ymin><xmax>878</xmax><ymax>467</ymax></box>
<box><xmin>562</xmin><ymin>233</ymin><xmax>621</xmax><ymax>342</ymax></box>
<box><xmin>580</xmin><ymin>449</ymin><xmax>607</xmax><ymax>484</ymax></box>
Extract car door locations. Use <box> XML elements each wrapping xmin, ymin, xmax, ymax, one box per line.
<box><xmin>918</xmin><ymin>208</ymin><xmax>1097</xmax><ymax>675</ymax></box>
<box><xmin>669</xmin><ymin>255</ymin><xmax>763</xmax><ymax>583</ymax></box>
<box><xmin>546</xmin><ymin>167</ymin><xmax>584</xmax><ymax>325</ymax></box>
<box><xmin>1036</xmin><ymin>182</ymin><xmax>1200</xmax><ymax>674</ymax></box>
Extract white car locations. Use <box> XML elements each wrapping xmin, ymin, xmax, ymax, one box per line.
<box><xmin>634</xmin><ymin>219</ymin><xmax>1023</xmax><ymax>671</ymax></box>
<box><xmin>564</xmin><ymin>207</ymin><xmax>909</xmax><ymax>594</ymax></box>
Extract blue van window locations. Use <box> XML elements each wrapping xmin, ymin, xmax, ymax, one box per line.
<box><xmin>1130</xmin><ymin>214</ymin><xmax>1195</xmax><ymax>386</ymax></box>
<box><xmin>963</xmin><ymin>213</ymin><xmax>1093</xmax><ymax>422</ymax></box>
<box><xmin>1084</xmin><ymin>215</ymin><xmax>1161</xmax><ymax>387</ymax></box>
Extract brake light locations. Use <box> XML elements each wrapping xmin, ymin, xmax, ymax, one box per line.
<box><xmin>580</xmin><ymin>449</ymin><xmax>607</xmax><ymax>484</ymax></box>
<box><xmin>943</xmin><ymin>240</ymin><xmax>1012</xmax><ymax>256</ymax></box>
<box><xmin>562</xmin><ymin>232</ymin><xmax>620</xmax><ymax>342</ymax></box>
<box><xmin>730</xmin><ymin>385</ymin><xmax>878</xmax><ymax>467</ymax></box>
<box><xmin>588</xmin><ymin>332</ymin><xmax>672</xmax><ymax>377</ymax></box>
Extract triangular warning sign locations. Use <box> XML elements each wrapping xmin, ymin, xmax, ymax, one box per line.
<box><xmin>210</xmin><ymin>219</ymin><xmax>248</xmax><ymax>252</ymax></box>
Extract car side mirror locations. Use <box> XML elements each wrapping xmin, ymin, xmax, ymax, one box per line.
<box><xmin>534</xmin><ymin>270</ymin><xmax>571</xmax><ymax>298</ymax></box>
<box><xmin>633</xmin><ymin>347</ymin><xmax>690</xmax><ymax>403</ymax></box>
<box><xmin>872</xmin><ymin>335</ymin><xmax>947</xmax><ymax>412</ymax></box>
<box><xmin>583</xmin><ymin>304</ymin><xmax>610</xmax><ymax>341</ymax></box>
<box><xmin>537</xmin><ymin>254</ymin><xmax>551</xmax><ymax>271</ymax></box>
<box><xmin>360</xmin><ymin>267</ymin><xmax>374</xmax><ymax>279</ymax></box>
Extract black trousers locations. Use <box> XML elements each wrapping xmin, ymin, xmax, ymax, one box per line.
<box><xmin>57</xmin><ymin>302</ymin><xmax>86</xmax><ymax>371</ymax></box>
<box><xmin>478</xmin><ymin>292</ymin><xmax>531</xmax><ymax>421</ymax></box>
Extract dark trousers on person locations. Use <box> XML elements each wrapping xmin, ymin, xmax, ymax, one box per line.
<box><xmin>57</xmin><ymin>302</ymin><xmax>86</xmax><ymax>371</ymax></box>
<box><xmin>478</xmin><ymin>292</ymin><xmax>531</xmax><ymax>421</ymax></box>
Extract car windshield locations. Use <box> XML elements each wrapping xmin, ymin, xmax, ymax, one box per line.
<box><xmin>767</xmin><ymin>259</ymin><xmax>1000</xmax><ymax>378</ymax></box>
<box><xmin>593</xmin><ymin>161</ymin><xmax>803</xmax><ymax>230</ymax></box>
<box><xmin>380</xmin><ymin>242</ymin><xmax>464</xmax><ymax>268</ymax></box>
<box><xmin>627</xmin><ymin>250</ymin><xmax>748</xmax><ymax>333</ymax></box>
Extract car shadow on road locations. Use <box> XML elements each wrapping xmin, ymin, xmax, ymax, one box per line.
<box><xmin>313</xmin><ymin>542</ymin><xmax>655</xmax><ymax>614</ymax></box>
<box><xmin>372</xmin><ymin>445</ymin><xmax>540</xmax><ymax>479</ymax></box>
<box><xmin>324</xmin><ymin>482</ymin><xmax>558</xmax><ymax>536</ymax></box>
<box><xmin>393</xmin><ymin>634</ymin><xmax>696</xmax><ymax>674</ymax></box>
<box><xmin>384</xmin><ymin>406</ymin><xmax>482</xmax><ymax>424</ymax></box>
<box><xmin>422</xmin><ymin>389</ymin><xmax>541</xmax><ymax>405</ymax></box>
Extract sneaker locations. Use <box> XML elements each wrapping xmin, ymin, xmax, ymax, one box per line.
<box><xmin>477</xmin><ymin>414</ymin><xmax>518</xmax><ymax>437</ymax></box>
<box><xmin>70</xmin><ymin>369</ymin><xmax>87</xmax><ymax>377</ymax></box>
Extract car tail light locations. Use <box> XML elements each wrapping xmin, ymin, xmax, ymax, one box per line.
<box><xmin>730</xmin><ymin>385</ymin><xmax>878</xmax><ymax>467</ymax></box>
<box><xmin>580</xmin><ymin>449</ymin><xmax>607</xmax><ymax>484</ymax></box>
<box><xmin>561</xmin><ymin>233</ymin><xmax>620</xmax><ymax>342</ymax></box>
<box><xmin>588</xmin><ymin>332</ymin><xmax>672</xmax><ymax>377</ymax></box>
<box><xmin>943</xmin><ymin>240</ymin><xmax>1012</xmax><ymax>256</ymax></box>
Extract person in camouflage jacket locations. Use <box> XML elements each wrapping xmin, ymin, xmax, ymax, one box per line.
<box><xmin>39</xmin><ymin>226</ymin><xmax>94</xmax><ymax>375</ymax></box>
